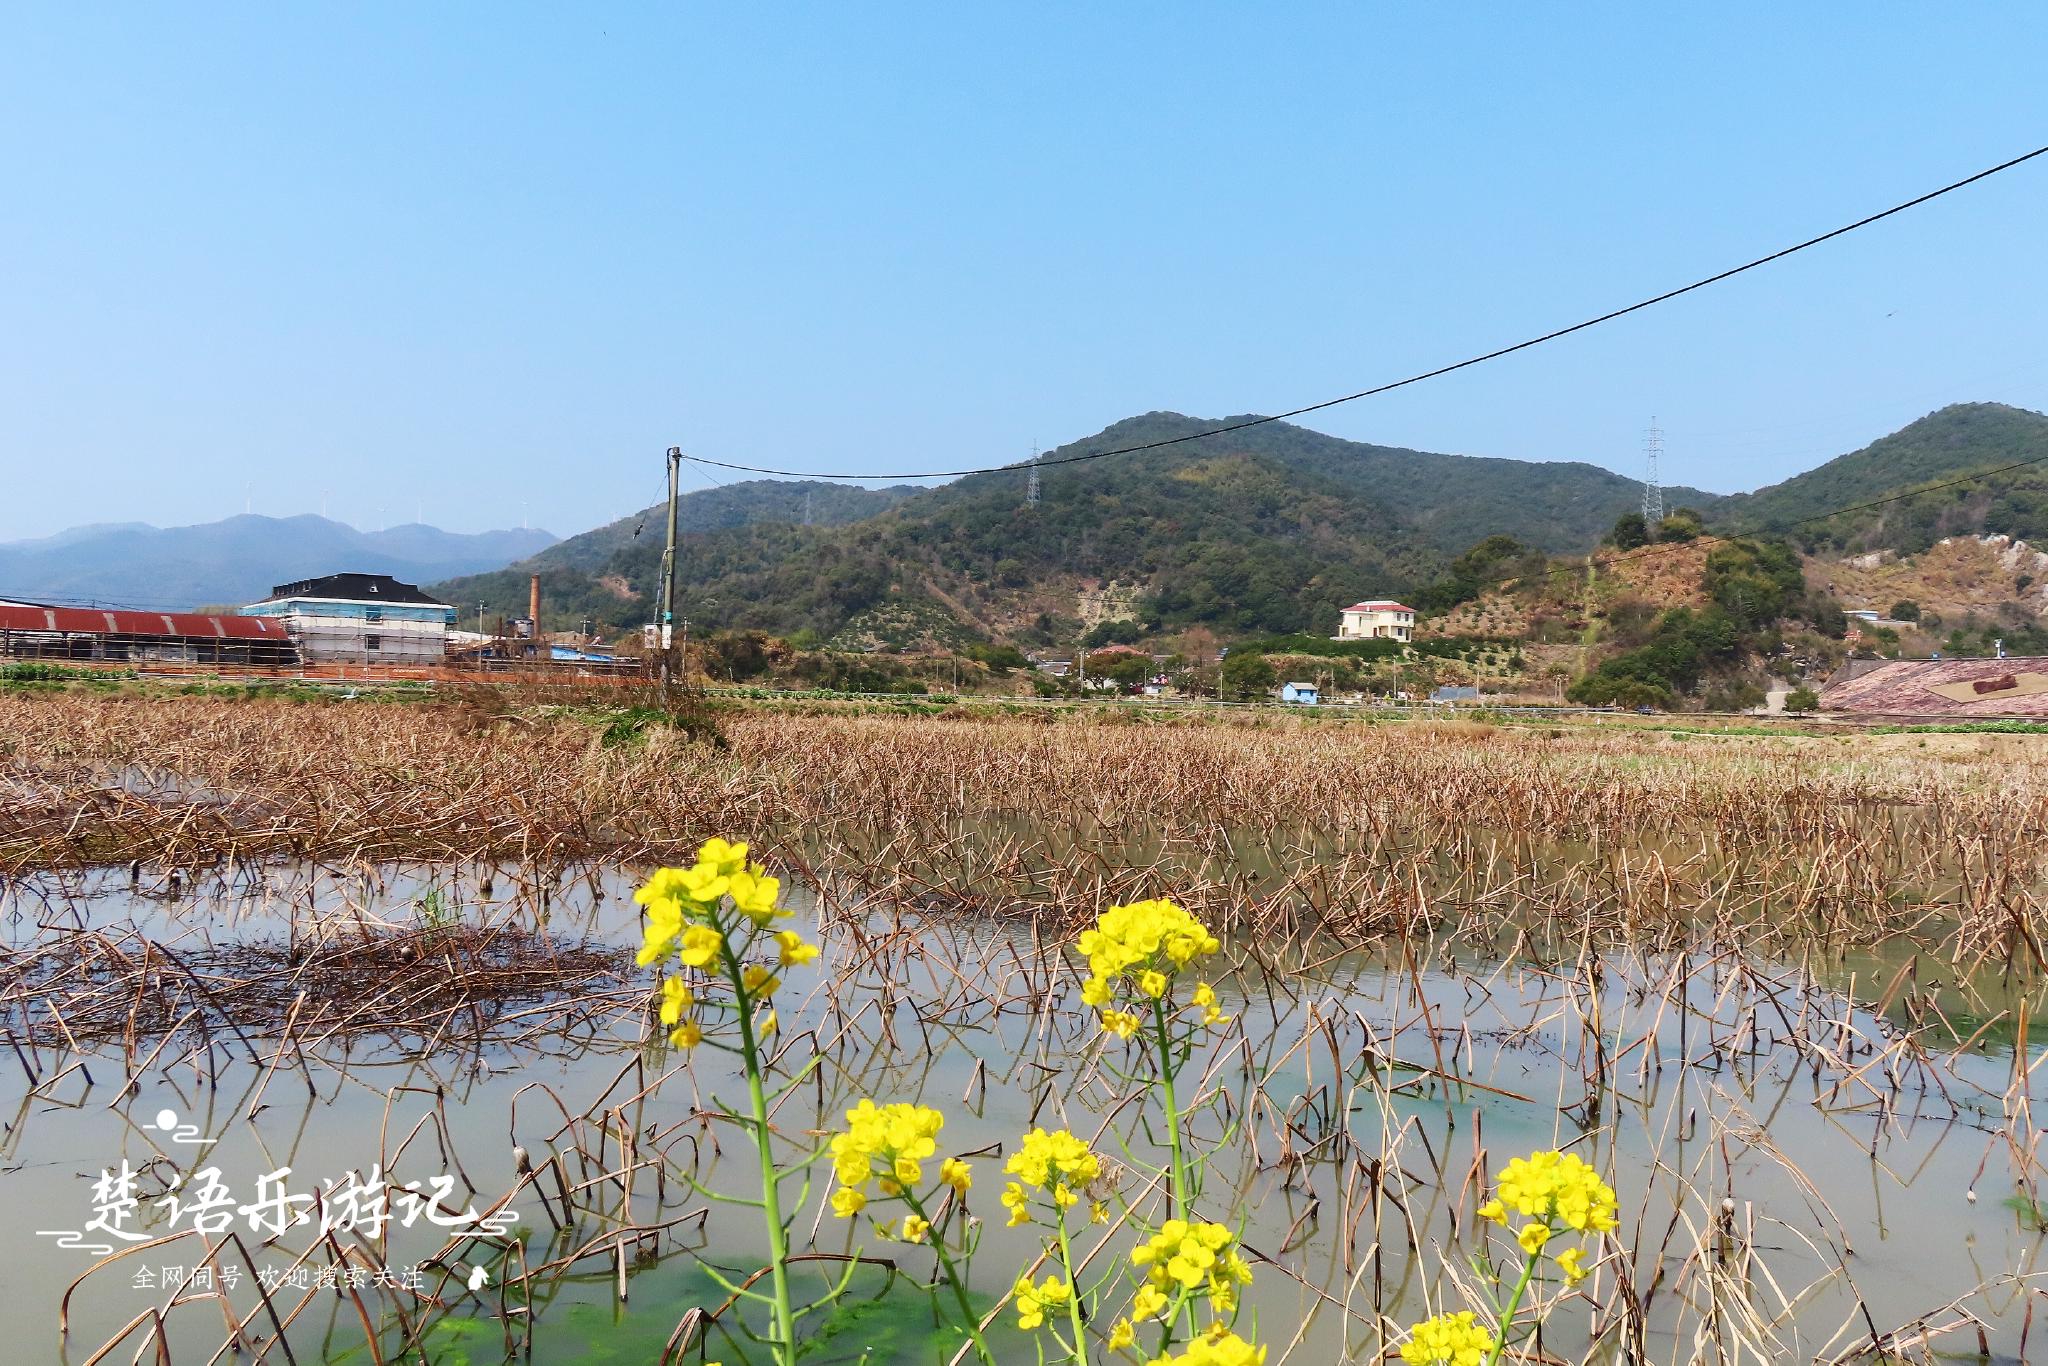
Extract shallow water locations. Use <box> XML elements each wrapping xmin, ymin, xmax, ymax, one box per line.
<box><xmin>3</xmin><ymin>861</ymin><xmax>2045</xmax><ymax>1364</ymax></box>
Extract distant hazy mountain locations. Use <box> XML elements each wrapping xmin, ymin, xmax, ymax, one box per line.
<box><xmin>0</xmin><ymin>514</ymin><xmax>559</xmax><ymax>610</ymax></box>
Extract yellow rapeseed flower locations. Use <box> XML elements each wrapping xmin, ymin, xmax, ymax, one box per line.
<box><xmin>637</xmin><ymin>895</ymin><xmax>685</xmax><ymax>965</ymax></box>
<box><xmin>1075</xmin><ymin>898</ymin><xmax>1220</xmax><ymax>984</ymax></box>
<box><xmin>940</xmin><ymin>1157</ymin><xmax>972</xmax><ymax>1194</ymax></box>
<box><xmin>1398</xmin><ymin>1310</ymin><xmax>1494</xmax><ymax>1366</ymax></box>
<box><xmin>828</xmin><ymin>1099</ymin><xmax>946</xmax><ymax>1198</ymax></box>
<box><xmin>1132</xmin><ymin>1219</ymin><xmax>1249</xmax><ymax>1299</ymax></box>
<box><xmin>900</xmin><ymin>1214</ymin><xmax>930</xmax><ymax>1243</ymax></box>
<box><xmin>830</xmin><ymin>1187</ymin><xmax>865</xmax><ymax>1218</ymax></box>
<box><xmin>658</xmin><ymin>976</ymin><xmax>695</xmax><ymax>1024</ymax></box>
<box><xmin>1072</xmin><ymin>898</ymin><xmax>1230</xmax><ymax>1036</ymax></box>
<box><xmin>678</xmin><ymin>924</ymin><xmax>723</xmax><ymax>968</ymax></box>
<box><xmin>1493</xmin><ymin>1151</ymin><xmax>1619</xmax><ymax>1235</ymax></box>
<box><xmin>728</xmin><ymin>868</ymin><xmax>784</xmax><ymax>926</ymax></box>
<box><xmin>775</xmin><ymin>930</ymin><xmax>818</xmax><ymax>966</ymax></box>
<box><xmin>1005</xmin><ymin>1128</ymin><xmax>1101</xmax><ymax>1191</ymax></box>
<box><xmin>1149</xmin><ymin>1323</ymin><xmax>1267</xmax><ymax>1366</ymax></box>
<box><xmin>1191</xmin><ymin>980</ymin><xmax>1229</xmax><ymax>1027</ymax></box>
<box><xmin>1012</xmin><ymin>1273</ymin><xmax>1069</xmax><ymax>1330</ymax></box>
<box><xmin>1484</xmin><ymin>1149</ymin><xmax>1620</xmax><ymax>1280</ymax></box>
<box><xmin>695</xmin><ymin>837</ymin><xmax>750</xmax><ymax>875</ymax></box>
<box><xmin>1102</xmin><ymin>1009</ymin><xmax>1142</xmax><ymax>1040</ymax></box>
<box><xmin>669</xmin><ymin>1019</ymin><xmax>703</xmax><ymax>1049</ymax></box>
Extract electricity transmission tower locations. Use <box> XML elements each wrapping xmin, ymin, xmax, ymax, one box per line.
<box><xmin>1641</xmin><ymin>418</ymin><xmax>1665</xmax><ymax>528</ymax></box>
<box><xmin>1025</xmin><ymin>448</ymin><xmax>1041</xmax><ymax>506</ymax></box>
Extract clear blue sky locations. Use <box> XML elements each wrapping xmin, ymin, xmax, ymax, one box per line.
<box><xmin>4</xmin><ymin>7</ymin><xmax>2046</xmax><ymax>542</ymax></box>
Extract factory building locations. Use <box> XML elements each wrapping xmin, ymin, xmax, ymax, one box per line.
<box><xmin>0</xmin><ymin>603</ymin><xmax>298</xmax><ymax>665</ymax></box>
<box><xmin>239</xmin><ymin>573</ymin><xmax>455</xmax><ymax>665</ymax></box>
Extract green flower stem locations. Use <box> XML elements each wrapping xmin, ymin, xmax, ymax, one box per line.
<box><xmin>1150</xmin><ymin>998</ymin><xmax>1190</xmax><ymax>1218</ymax></box>
<box><xmin>901</xmin><ymin>1190</ymin><xmax>996</xmax><ymax>1365</ymax></box>
<box><xmin>1054</xmin><ymin>1205</ymin><xmax>1092</xmax><ymax>1366</ymax></box>
<box><xmin>1479</xmin><ymin>1248</ymin><xmax>1542</xmax><ymax>1366</ymax></box>
<box><xmin>723</xmin><ymin>925</ymin><xmax>799</xmax><ymax>1366</ymax></box>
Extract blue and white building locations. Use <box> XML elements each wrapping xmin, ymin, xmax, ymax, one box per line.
<box><xmin>240</xmin><ymin>573</ymin><xmax>456</xmax><ymax>665</ymax></box>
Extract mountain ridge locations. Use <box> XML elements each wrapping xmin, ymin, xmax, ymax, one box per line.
<box><xmin>0</xmin><ymin>514</ymin><xmax>559</xmax><ymax>609</ymax></box>
<box><xmin>431</xmin><ymin>413</ymin><xmax>1728</xmax><ymax>643</ymax></box>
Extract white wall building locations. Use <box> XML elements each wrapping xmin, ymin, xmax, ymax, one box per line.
<box><xmin>1335</xmin><ymin>600</ymin><xmax>1415</xmax><ymax>643</ymax></box>
<box><xmin>240</xmin><ymin>572</ymin><xmax>456</xmax><ymax>665</ymax></box>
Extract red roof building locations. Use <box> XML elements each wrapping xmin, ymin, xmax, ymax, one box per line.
<box><xmin>0</xmin><ymin>604</ymin><xmax>298</xmax><ymax>666</ymax></box>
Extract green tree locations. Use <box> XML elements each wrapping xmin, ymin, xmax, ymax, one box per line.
<box><xmin>1220</xmin><ymin>651</ymin><xmax>1277</xmax><ymax>700</ymax></box>
<box><xmin>1889</xmin><ymin>599</ymin><xmax>1921</xmax><ymax>622</ymax></box>
<box><xmin>1606</xmin><ymin>512</ymin><xmax>1650</xmax><ymax>550</ymax></box>
<box><xmin>1784</xmin><ymin>685</ymin><xmax>1821</xmax><ymax>712</ymax></box>
<box><xmin>1081</xmin><ymin>619</ymin><xmax>1143</xmax><ymax>648</ymax></box>
<box><xmin>1101</xmin><ymin>652</ymin><xmax>1153</xmax><ymax>690</ymax></box>
<box><xmin>1656</xmin><ymin>508</ymin><xmax>1705</xmax><ymax>543</ymax></box>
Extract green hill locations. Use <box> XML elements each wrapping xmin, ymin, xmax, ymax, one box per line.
<box><xmin>1713</xmin><ymin>402</ymin><xmax>2048</xmax><ymax>553</ymax></box>
<box><xmin>432</xmin><ymin>414</ymin><xmax>1717</xmax><ymax>645</ymax></box>
<box><xmin>438</xmin><ymin>405</ymin><xmax>2048</xmax><ymax>649</ymax></box>
<box><xmin>433</xmin><ymin>480</ymin><xmax>916</xmax><ymax>629</ymax></box>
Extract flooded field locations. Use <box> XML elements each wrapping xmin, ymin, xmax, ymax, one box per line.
<box><xmin>2</xmin><ymin>853</ymin><xmax>2044</xmax><ymax>1364</ymax></box>
<box><xmin>4</xmin><ymin>697</ymin><xmax>2048</xmax><ymax>1363</ymax></box>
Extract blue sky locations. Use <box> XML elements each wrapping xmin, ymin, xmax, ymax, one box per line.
<box><xmin>4</xmin><ymin>6</ymin><xmax>2046</xmax><ymax>542</ymax></box>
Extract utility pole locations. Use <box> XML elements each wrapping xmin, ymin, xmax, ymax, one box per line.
<box><xmin>658</xmin><ymin>446</ymin><xmax>682</xmax><ymax>686</ymax></box>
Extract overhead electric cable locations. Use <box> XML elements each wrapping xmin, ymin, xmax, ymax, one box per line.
<box><xmin>684</xmin><ymin>141</ymin><xmax>2048</xmax><ymax>482</ymax></box>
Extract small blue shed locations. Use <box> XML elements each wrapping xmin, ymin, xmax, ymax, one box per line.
<box><xmin>1279</xmin><ymin>681</ymin><xmax>1320</xmax><ymax>705</ymax></box>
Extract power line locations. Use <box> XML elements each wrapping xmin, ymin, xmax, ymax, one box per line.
<box><xmin>684</xmin><ymin>141</ymin><xmax>2048</xmax><ymax>483</ymax></box>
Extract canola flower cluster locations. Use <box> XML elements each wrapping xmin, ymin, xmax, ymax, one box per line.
<box><xmin>1107</xmin><ymin>1218</ymin><xmax>1258</xmax><ymax>1353</ymax></box>
<box><xmin>639</xmin><ymin>843</ymin><xmax>1606</xmax><ymax>1366</ymax></box>
<box><xmin>1011</xmin><ymin>1273</ymin><xmax>1072</xmax><ymax>1331</ymax></box>
<box><xmin>1397</xmin><ymin>1310</ymin><xmax>1495</xmax><ymax>1366</ymax></box>
<box><xmin>1134</xmin><ymin>1324</ymin><xmax>1267</xmax><ymax>1366</ymax></box>
<box><xmin>1399</xmin><ymin>1150</ymin><xmax>1619</xmax><ymax>1366</ymax></box>
<box><xmin>1129</xmin><ymin>1219</ymin><xmax>1254</xmax><ymax>1317</ymax></box>
<box><xmin>1000</xmin><ymin>1127</ymin><xmax>1103</xmax><ymax>1227</ymax></box>
<box><xmin>827</xmin><ymin>1099</ymin><xmax>966</xmax><ymax>1240</ymax></box>
<box><xmin>634</xmin><ymin>839</ymin><xmax>818</xmax><ymax>1050</ymax></box>
<box><xmin>1075</xmin><ymin>898</ymin><xmax>1226</xmax><ymax>1039</ymax></box>
<box><xmin>1475</xmin><ymin>1149</ymin><xmax>1618</xmax><ymax>1283</ymax></box>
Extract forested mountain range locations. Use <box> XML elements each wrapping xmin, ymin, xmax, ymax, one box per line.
<box><xmin>431</xmin><ymin>403</ymin><xmax>2048</xmax><ymax>649</ymax></box>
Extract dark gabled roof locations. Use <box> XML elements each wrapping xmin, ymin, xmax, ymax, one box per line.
<box><xmin>254</xmin><ymin>572</ymin><xmax>446</xmax><ymax>606</ymax></box>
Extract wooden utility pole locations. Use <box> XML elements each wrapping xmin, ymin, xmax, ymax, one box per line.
<box><xmin>658</xmin><ymin>446</ymin><xmax>682</xmax><ymax>685</ymax></box>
